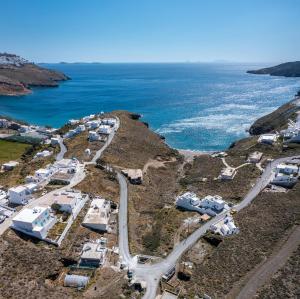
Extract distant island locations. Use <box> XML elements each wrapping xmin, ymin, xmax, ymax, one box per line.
<box><xmin>0</xmin><ymin>53</ymin><xmax>69</xmax><ymax>96</ymax></box>
<box><xmin>247</xmin><ymin>61</ymin><xmax>300</xmax><ymax>77</ymax></box>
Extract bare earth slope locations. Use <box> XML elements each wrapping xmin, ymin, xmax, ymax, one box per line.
<box><xmin>0</xmin><ymin>53</ymin><xmax>69</xmax><ymax>96</ymax></box>
<box><xmin>249</xmin><ymin>94</ymin><xmax>300</xmax><ymax>135</ymax></box>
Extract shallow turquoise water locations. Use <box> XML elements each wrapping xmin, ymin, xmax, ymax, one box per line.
<box><xmin>0</xmin><ymin>63</ymin><xmax>299</xmax><ymax>151</ymax></box>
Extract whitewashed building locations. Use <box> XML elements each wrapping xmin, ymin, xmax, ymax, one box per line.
<box><xmin>86</xmin><ymin>120</ymin><xmax>100</xmax><ymax>130</ymax></box>
<box><xmin>34</xmin><ymin>150</ymin><xmax>53</xmax><ymax>159</ymax></box>
<box><xmin>101</xmin><ymin>118</ymin><xmax>117</xmax><ymax>127</ymax></box>
<box><xmin>248</xmin><ymin>151</ymin><xmax>263</xmax><ymax>163</ymax></box>
<box><xmin>275</xmin><ymin>163</ymin><xmax>299</xmax><ymax>175</ymax></box>
<box><xmin>35</xmin><ymin>168</ymin><xmax>52</xmax><ymax>182</ymax></box>
<box><xmin>68</xmin><ymin>119</ymin><xmax>80</xmax><ymax>125</ymax></box>
<box><xmin>75</xmin><ymin>125</ymin><xmax>86</xmax><ymax>133</ymax></box>
<box><xmin>0</xmin><ymin>119</ymin><xmax>10</xmax><ymax>128</ymax></box>
<box><xmin>211</xmin><ymin>215</ymin><xmax>239</xmax><ymax>236</ymax></box>
<box><xmin>89</xmin><ymin>131</ymin><xmax>100</xmax><ymax>141</ymax></box>
<box><xmin>220</xmin><ymin>168</ymin><xmax>236</xmax><ymax>180</ymax></box>
<box><xmin>51</xmin><ymin>190</ymin><xmax>82</xmax><ymax>214</ymax></box>
<box><xmin>271</xmin><ymin>173</ymin><xmax>298</xmax><ymax>188</ymax></box>
<box><xmin>50</xmin><ymin>137</ymin><xmax>60</xmax><ymax>146</ymax></box>
<box><xmin>98</xmin><ymin>125</ymin><xmax>112</xmax><ymax>135</ymax></box>
<box><xmin>8</xmin><ymin>186</ymin><xmax>28</xmax><ymax>205</ymax></box>
<box><xmin>11</xmin><ymin>206</ymin><xmax>56</xmax><ymax>239</ymax></box>
<box><xmin>176</xmin><ymin>192</ymin><xmax>227</xmax><ymax>216</ymax></box>
<box><xmin>258</xmin><ymin>133</ymin><xmax>279</xmax><ymax>145</ymax></box>
<box><xmin>2</xmin><ymin>161</ymin><xmax>19</xmax><ymax>171</ymax></box>
<box><xmin>82</xmin><ymin>198</ymin><xmax>111</xmax><ymax>231</ymax></box>
<box><xmin>200</xmin><ymin>195</ymin><xmax>225</xmax><ymax>212</ymax></box>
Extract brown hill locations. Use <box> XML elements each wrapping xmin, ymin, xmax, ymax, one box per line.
<box><xmin>0</xmin><ymin>53</ymin><xmax>69</xmax><ymax>96</ymax></box>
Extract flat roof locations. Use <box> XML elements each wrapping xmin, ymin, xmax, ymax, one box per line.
<box><xmin>83</xmin><ymin>198</ymin><xmax>109</xmax><ymax>225</ymax></box>
<box><xmin>43</xmin><ymin>190</ymin><xmax>81</xmax><ymax>205</ymax></box>
<box><xmin>81</xmin><ymin>243</ymin><xmax>104</xmax><ymax>260</ymax></box>
<box><xmin>9</xmin><ymin>185</ymin><xmax>27</xmax><ymax>193</ymax></box>
<box><xmin>13</xmin><ymin>206</ymin><xmax>48</xmax><ymax>223</ymax></box>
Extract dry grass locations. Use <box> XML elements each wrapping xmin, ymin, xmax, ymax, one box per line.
<box><xmin>181</xmin><ymin>154</ymin><xmax>260</xmax><ymax>202</ymax></box>
<box><xmin>76</xmin><ymin>166</ymin><xmax>119</xmax><ymax>203</ymax></box>
<box><xmin>178</xmin><ymin>183</ymin><xmax>300</xmax><ymax>298</ymax></box>
<box><xmin>102</xmin><ymin>111</ymin><xmax>180</xmax><ymax>168</ymax></box>
<box><xmin>0</xmin><ymin>140</ymin><xmax>31</xmax><ymax>163</ymax></box>
<box><xmin>64</xmin><ymin>132</ymin><xmax>105</xmax><ymax>163</ymax></box>
<box><xmin>256</xmin><ymin>245</ymin><xmax>300</xmax><ymax>298</ymax></box>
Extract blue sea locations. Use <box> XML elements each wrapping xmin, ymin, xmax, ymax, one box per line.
<box><xmin>0</xmin><ymin>63</ymin><xmax>299</xmax><ymax>151</ymax></box>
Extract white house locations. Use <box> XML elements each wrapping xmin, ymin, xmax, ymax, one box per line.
<box><xmin>65</xmin><ymin>129</ymin><xmax>77</xmax><ymax>138</ymax></box>
<box><xmin>50</xmin><ymin>137</ymin><xmax>60</xmax><ymax>146</ymax></box>
<box><xmin>11</xmin><ymin>206</ymin><xmax>56</xmax><ymax>239</ymax></box>
<box><xmin>176</xmin><ymin>192</ymin><xmax>227</xmax><ymax>216</ymax></box>
<box><xmin>86</xmin><ymin>120</ymin><xmax>100</xmax><ymax>130</ymax></box>
<box><xmin>275</xmin><ymin>163</ymin><xmax>299</xmax><ymax>175</ymax></box>
<box><xmin>2</xmin><ymin>161</ymin><xmax>19</xmax><ymax>171</ymax></box>
<box><xmin>0</xmin><ymin>189</ymin><xmax>7</xmax><ymax>201</ymax></box>
<box><xmin>220</xmin><ymin>168</ymin><xmax>236</xmax><ymax>180</ymax></box>
<box><xmin>98</xmin><ymin>125</ymin><xmax>112</xmax><ymax>135</ymax></box>
<box><xmin>89</xmin><ymin>131</ymin><xmax>100</xmax><ymax>141</ymax></box>
<box><xmin>271</xmin><ymin>173</ymin><xmax>298</xmax><ymax>188</ymax></box>
<box><xmin>51</xmin><ymin>190</ymin><xmax>82</xmax><ymax>214</ymax></box>
<box><xmin>68</xmin><ymin>119</ymin><xmax>80</xmax><ymax>125</ymax></box>
<box><xmin>24</xmin><ymin>183</ymin><xmax>38</xmax><ymax>194</ymax></box>
<box><xmin>210</xmin><ymin>215</ymin><xmax>239</xmax><ymax>236</ymax></box>
<box><xmin>0</xmin><ymin>119</ymin><xmax>10</xmax><ymax>128</ymax></box>
<box><xmin>75</xmin><ymin>125</ymin><xmax>86</xmax><ymax>133</ymax></box>
<box><xmin>54</xmin><ymin>158</ymin><xmax>78</xmax><ymax>172</ymax></box>
<box><xmin>200</xmin><ymin>195</ymin><xmax>225</xmax><ymax>212</ymax></box>
<box><xmin>258</xmin><ymin>133</ymin><xmax>278</xmax><ymax>145</ymax></box>
<box><xmin>34</xmin><ymin>150</ymin><xmax>52</xmax><ymax>159</ymax></box>
<box><xmin>8</xmin><ymin>186</ymin><xmax>28</xmax><ymax>205</ymax></box>
<box><xmin>101</xmin><ymin>118</ymin><xmax>117</xmax><ymax>127</ymax></box>
<box><xmin>248</xmin><ymin>151</ymin><xmax>263</xmax><ymax>163</ymax></box>
<box><xmin>80</xmin><ymin>241</ymin><xmax>107</xmax><ymax>267</ymax></box>
<box><xmin>18</xmin><ymin>125</ymin><xmax>31</xmax><ymax>133</ymax></box>
<box><xmin>82</xmin><ymin>198</ymin><xmax>111</xmax><ymax>231</ymax></box>
<box><xmin>35</xmin><ymin>168</ymin><xmax>52</xmax><ymax>182</ymax></box>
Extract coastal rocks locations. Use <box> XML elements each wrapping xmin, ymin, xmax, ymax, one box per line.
<box><xmin>0</xmin><ymin>53</ymin><xmax>69</xmax><ymax>96</ymax></box>
<box><xmin>0</xmin><ymin>75</ymin><xmax>30</xmax><ymax>96</ymax></box>
<box><xmin>247</xmin><ymin>61</ymin><xmax>300</xmax><ymax>77</ymax></box>
<box><xmin>249</xmin><ymin>97</ymin><xmax>300</xmax><ymax>135</ymax></box>
<box><xmin>130</xmin><ymin>113</ymin><xmax>142</xmax><ymax>120</ymax></box>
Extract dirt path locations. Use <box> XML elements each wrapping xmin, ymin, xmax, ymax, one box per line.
<box><xmin>227</xmin><ymin>225</ymin><xmax>300</xmax><ymax>299</ymax></box>
<box><xmin>143</xmin><ymin>157</ymin><xmax>176</xmax><ymax>173</ymax></box>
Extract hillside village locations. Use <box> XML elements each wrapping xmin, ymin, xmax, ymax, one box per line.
<box><xmin>0</xmin><ymin>92</ymin><xmax>299</xmax><ymax>299</ymax></box>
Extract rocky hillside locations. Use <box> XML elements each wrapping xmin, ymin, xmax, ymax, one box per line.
<box><xmin>247</xmin><ymin>61</ymin><xmax>300</xmax><ymax>77</ymax></box>
<box><xmin>0</xmin><ymin>53</ymin><xmax>69</xmax><ymax>96</ymax></box>
<box><xmin>249</xmin><ymin>92</ymin><xmax>300</xmax><ymax>135</ymax></box>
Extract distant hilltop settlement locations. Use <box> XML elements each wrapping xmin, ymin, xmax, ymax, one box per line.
<box><xmin>0</xmin><ymin>53</ymin><xmax>69</xmax><ymax>96</ymax></box>
<box><xmin>0</xmin><ymin>100</ymin><xmax>299</xmax><ymax>298</ymax></box>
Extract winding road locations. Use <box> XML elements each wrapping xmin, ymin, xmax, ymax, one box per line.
<box><xmin>117</xmin><ymin>155</ymin><xmax>300</xmax><ymax>299</ymax></box>
<box><xmin>0</xmin><ymin>117</ymin><xmax>120</xmax><ymax>237</ymax></box>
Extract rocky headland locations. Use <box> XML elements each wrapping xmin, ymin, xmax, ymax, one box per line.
<box><xmin>247</xmin><ymin>61</ymin><xmax>300</xmax><ymax>77</ymax></box>
<box><xmin>0</xmin><ymin>53</ymin><xmax>69</xmax><ymax>96</ymax></box>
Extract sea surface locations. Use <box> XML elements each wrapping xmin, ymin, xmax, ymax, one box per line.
<box><xmin>0</xmin><ymin>63</ymin><xmax>299</xmax><ymax>151</ymax></box>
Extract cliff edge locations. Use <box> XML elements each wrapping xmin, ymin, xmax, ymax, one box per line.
<box><xmin>0</xmin><ymin>53</ymin><xmax>69</xmax><ymax>96</ymax></box>
<box><xmin>249</xmin><ymin>92</ymin><xmax>300</xmax><ymax>135</ymax></box>
<box><xmin>247</xmin><ymin>61</ymin><xmax>300</xmax><ymax>77</ymax></box>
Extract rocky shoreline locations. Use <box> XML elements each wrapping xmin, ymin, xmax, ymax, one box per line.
<box><xmin>249</xmin><ymin>91</ymin><xmax>300</xmax><ymax>135</ymax></box>
<box><xmin>0</xmin><ymin>53</ymin><xmax>69</xmax><ymax>96</ymax></box>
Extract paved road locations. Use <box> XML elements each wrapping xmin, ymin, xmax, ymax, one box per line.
<box><xmin>236</xmin><ymin>225</ymin><xmax>300</xmax><ymax>299</ymax></box>
<box><xmin>56</xmin><ymin>136</ymin><xmax>67</xmax><ymax>161</ymax></box>
<box><xmin>0</xmin><ymin>117</ymin><xmax>120</xmax><ymax>237</ymax></box>
<box><xmin>117</xmin><ymin>155</ymin><xmax>300</xmax><ymax>299</ymax></box>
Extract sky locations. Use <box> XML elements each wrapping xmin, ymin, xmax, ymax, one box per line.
<box><xmin>1</xmin><ymin>0</ymin><xmax>299</xmax><ymax>63</ymax></box>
